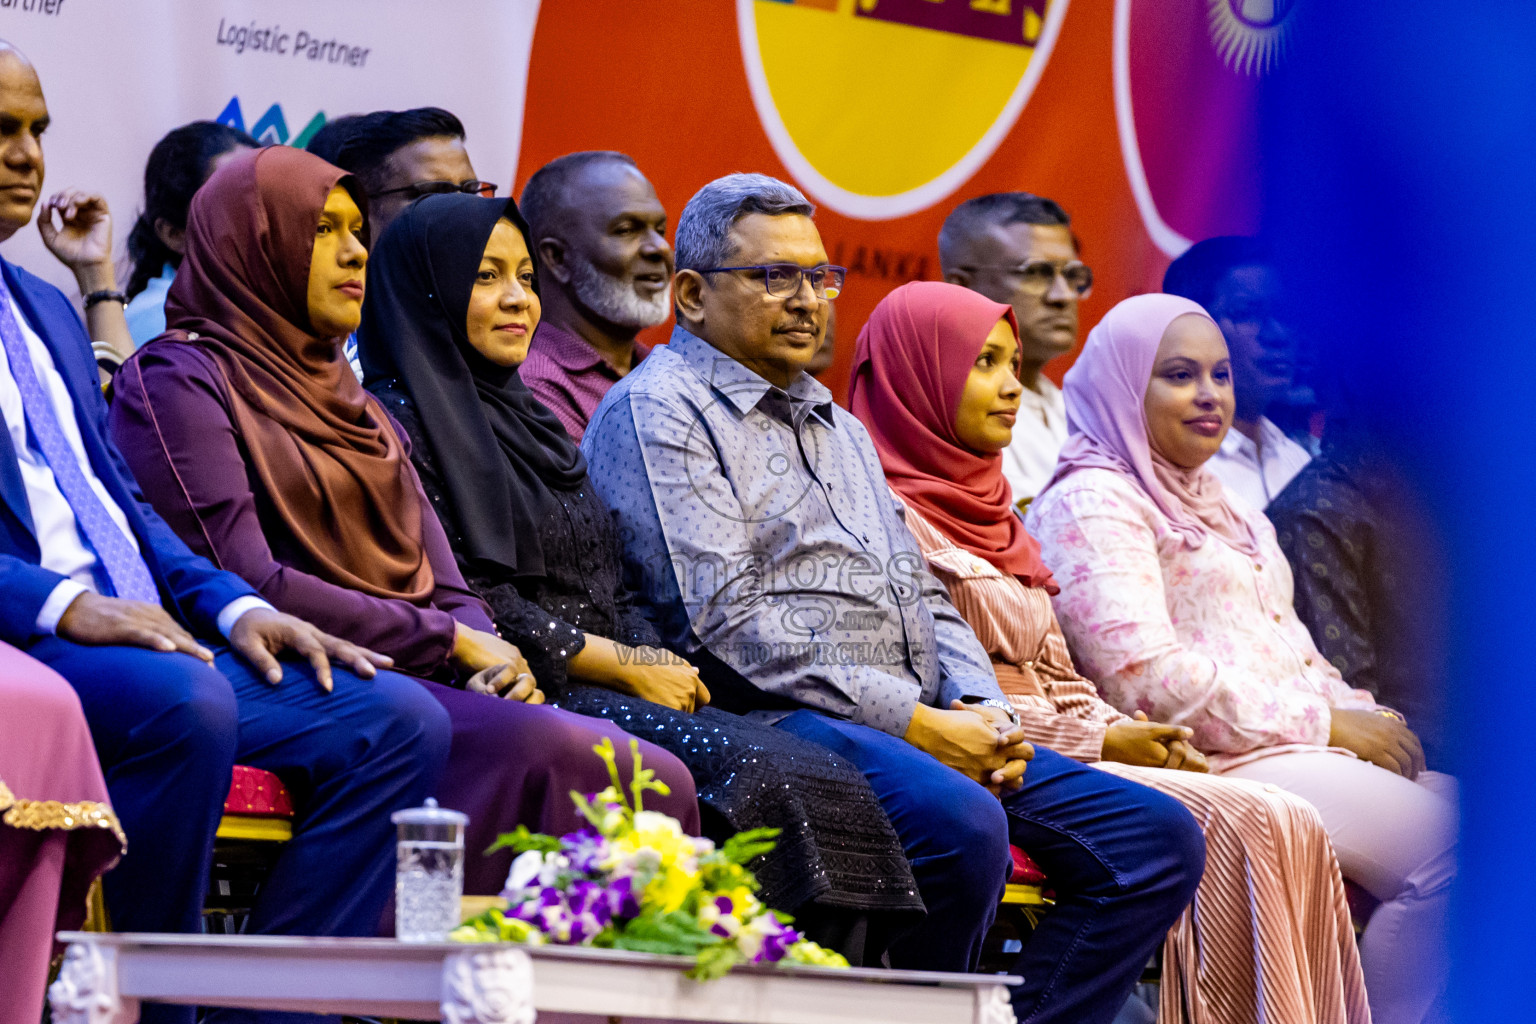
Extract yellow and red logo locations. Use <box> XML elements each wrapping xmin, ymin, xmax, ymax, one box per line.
<box><xmin>738</xmin><ymin>0</ymin><xmax>1069</xmax><ymax>220</ymax></box>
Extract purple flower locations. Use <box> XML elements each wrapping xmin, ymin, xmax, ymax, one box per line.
<box><xmin>502</xmin><ymin>878</ymin><xmax>631</xmax><ymax>947</ymax></box>
<box><xmin>567</xmin><ymin>880</ymin><xmax>613</xmax><ymax>925</ymax></box>
<box><xmin>561</xmin><ymin>828</ymin><xmax>608</xmax><ymax>876</ymax></box>
<box><xmin>602</xmin><ymin>875</ymin><xmax>641</xmax><ymax>919</ymax></box>
<box><xmin>751</xmin><ymin>918</ymin><xmax>803</xmax><ymax>963</ymax></box>
<box><xmin>566</xmin><ymin>908</ymin><xmax>605</xmax><ymax>944</ymax></box>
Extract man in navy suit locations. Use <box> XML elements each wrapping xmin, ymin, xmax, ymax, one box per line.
<box><xmin>0</xmin><ymin>43</ymin><xmax>451</xmax><ymax>1024</ymax></box>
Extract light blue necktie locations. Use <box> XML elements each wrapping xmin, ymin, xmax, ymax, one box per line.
<box><xmin>0</xmin><ymin>274</ymin><xmax>159</xmax><ymax>604</ymax></box>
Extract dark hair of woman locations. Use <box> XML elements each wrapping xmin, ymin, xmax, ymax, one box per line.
<box><xmin>125</xmin><ymin>121</ymin><xmax>258</xmax><ymax>299</ymax></box>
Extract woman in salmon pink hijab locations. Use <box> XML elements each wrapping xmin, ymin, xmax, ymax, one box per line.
<box><xmin>852</xmin><ymin>280</ymin><xmax>1371</xmax><ymax>1024</ymax></box>
<box><xmin>1030</xmin><ymin>292</ymin><xmax>1456</xmax><ymax>1024</ymax></box>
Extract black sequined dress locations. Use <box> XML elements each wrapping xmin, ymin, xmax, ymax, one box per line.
<box><xmin>375</xmin><ymin>383</ymin><xmax>924</xmax><ymax>923</ymax></box>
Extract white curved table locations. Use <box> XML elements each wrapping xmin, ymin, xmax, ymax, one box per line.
<box><xmin>50</xmin><ymin>932</ymin><xmax>1018</xmax><ymax>1024</ymax></box>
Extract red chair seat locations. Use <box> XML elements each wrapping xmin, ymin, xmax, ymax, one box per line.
<box><xmin>223</xmin><ymin>765</ymin><xmax>294</xmax><ymax>819</ymax></box>
<box><xmin>1009</xmin><ymin>845</ymin><xmax>1047</xmax><ymax>885</ymax></box>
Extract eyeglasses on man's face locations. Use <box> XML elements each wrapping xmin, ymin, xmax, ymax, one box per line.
<box><xmin>966</xmin><ymin>259</ymin><xmax>1093</xmax><ymax>298</ymax></box>
<box><xmin>697</xmin><ymin>263</ymin><xmax>846</xmax><ymax>300</ymax></box>
<box><xmin>374</xmin><ymin>179</ymin><xmax>500</xmax><ymax>200</ymax></box>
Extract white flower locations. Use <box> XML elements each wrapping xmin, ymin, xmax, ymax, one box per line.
<box><xmin>737</xmin><ymin>923</ymin><xmax>765</xmax><ymax>960</ymax></box>
<box><xmin>632</xmin><ymin>810</ymin><xmax>684</xmax><ymax>837</ymax></box>
<box><xmin>538</xmin><ymin>854</ymin><xmax>566</xmax><ymax>887</ymax></box>
<box><xmin>504</xmin><ymin>850</ymin><xmax>545</xmax><ymax>893</ymax></box>
<box><xmin>736</xmin><ymin>914</ymin><xmax>779</xmax><ymax>961</ymax></box>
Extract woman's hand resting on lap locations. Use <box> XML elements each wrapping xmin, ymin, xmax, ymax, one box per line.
<box><xmin>1101</xmin><ymin>711</ymin><xmax>1209</xmax><ymax>772</ymax></box>
<box><xmin>453</xmin><ymin>623</ymin><xmax>543</xmax><ymax>702</ymax></box>
<box><xmin>465</xmin><ymin>663</ymin><xmax>543</xmax><ymax>703</ymax></box>
<box><xmin>612</xmin><ymin>646</ymin><xmax>710</xmax><ymax>712</ymax></box>
<box><xmin>568</xmin><ymin>635</ymin><xmax>710</xmax><ymax>712</ymax></box>
<box><xmin>1329</xmin><ymin>708</ymin><xmax>1424</xmax><ymax>778</ymax></box>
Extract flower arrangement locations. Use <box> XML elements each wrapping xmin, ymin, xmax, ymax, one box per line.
<box><xmin>451</xmin><ymin>738</ymin><xmax>850</xmax><ymax>980</ymax></box>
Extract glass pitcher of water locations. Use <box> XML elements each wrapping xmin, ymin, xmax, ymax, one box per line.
<box><xmin>392</xmin><ymin>798</ymin><xmax>467</xmax><ymax>941</ymax></box>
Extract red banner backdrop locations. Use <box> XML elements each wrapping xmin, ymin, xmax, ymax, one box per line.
<box><xmin>516</xmin><ymin>0</ymin><xmax>1276</xmax><ymax>400</ymax></box>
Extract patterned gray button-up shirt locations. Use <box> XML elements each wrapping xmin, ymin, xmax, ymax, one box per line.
<box><xmin>583</xmin><ymin>326</ymin><xmax>1002</xmax><ymax>737</ymax></box>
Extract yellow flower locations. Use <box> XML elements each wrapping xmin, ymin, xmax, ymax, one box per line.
<box><xmin>726</xmin><ymin>886</ymin><xmax>760</xmax><ymax>918</ymax></box>
<box><xmin>648</xmin><ymin>863</ymin><xmax>697</xmax><ymax>913</ymax></box>
<box><xmin>616</xmin><ymin>812</ymin><xmax>699</xmax><ymax>871</ymax></box>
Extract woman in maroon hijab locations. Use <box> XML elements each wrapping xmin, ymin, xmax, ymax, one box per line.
<box><xmin>849</xmin><ymin>281</ymin><xmax>1369</xmax><ymax>1024</ymax></box>
<box><xmin>108</xmin><ymin>147</ymin><xmax>698</xmax><ymax>895</ymax></box>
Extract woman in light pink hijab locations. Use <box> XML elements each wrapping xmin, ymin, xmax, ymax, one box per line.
<box><xmin>1031</xmin><ymin>293</ymin><xmax>1457</xmax><ymax>1024</ymax></box>
<box><xmin>1043</xmin><ymin>292</ymin><xmax>1260</xmax><ymax>554</ymax></box>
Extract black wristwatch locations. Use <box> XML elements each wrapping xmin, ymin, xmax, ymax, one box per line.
<box><xmin>83</xmin><ymin>289</ymin><xmax>128</xmax><ymax>309</ymax></box>
<box><xmin>969</xmin><ymin>697</ymin><xmax>1021</xmax><ymax>727</ymax></box>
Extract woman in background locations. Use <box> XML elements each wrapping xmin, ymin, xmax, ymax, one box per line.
<box><xmin>123</xmin><ymin>121</ymin><xmax>257</xmax><ymax>346</ymax></box>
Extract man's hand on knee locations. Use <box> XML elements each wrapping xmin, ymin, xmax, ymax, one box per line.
<box><xmin>228</xmin><ymin>608</ymin><xmax>394</xmax><ymax>693</ymax></box>
<box><xmin>56</xmin><ymin>592</ymin><xmax>214</xmax><ymax>663</ymax></box>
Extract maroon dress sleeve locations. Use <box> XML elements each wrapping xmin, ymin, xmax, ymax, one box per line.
<box><xmin>108</xmin><ymin>344</ymin><xmax>467</xmax><ymax>676</ymax></box>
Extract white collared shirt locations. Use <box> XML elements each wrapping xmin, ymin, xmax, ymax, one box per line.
<box><xmin>0</xmin><ymin>292</ymin><xmax>266</xmax><ymax>634</ymax></box>
<box><xmin>1208</xmin><ymin>415</ymin><xmax>1312</xmax><ymax>511</ymax></box>
<box><xmin>999</xmin><ymin>376</ymin><xmax>1068</xmax><ymax>508</ymax></box>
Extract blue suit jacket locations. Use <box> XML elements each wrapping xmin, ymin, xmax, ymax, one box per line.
<box><xmin>0</xmin><ymin>256</ymin><xmax>257</xmax><ymax>646</ymax></box>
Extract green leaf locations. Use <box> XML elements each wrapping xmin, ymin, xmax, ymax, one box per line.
<box><xmin>484</xmin><ymin>825</ymin><xmax>560</xmax><ymax>856</ymax></box>
<box><xmin>720</xmin><ymin>827</ymin><xmax>780</xmax><ymax>866</ymax></box>
<box><xmin>611</xmin><ymin>910</ymin><xmax>720</xmax><ymax>956</ymax></box>
<box><xmin>689</xmin><ymin>942</ymin><xmax>746</xmax><ymax>981</ymax></box>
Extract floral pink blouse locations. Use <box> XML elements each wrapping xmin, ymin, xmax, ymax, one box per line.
<box><xmin>1027</xmin><ymin>468</ymin><xmax>1379</xmax><ymax>770</ymax></box>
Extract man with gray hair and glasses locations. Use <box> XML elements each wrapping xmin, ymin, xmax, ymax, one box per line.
<box><xmin>583</xmin><ymin>172</ymin><xmax>1202</xmax><ymax>1024</ymax></box>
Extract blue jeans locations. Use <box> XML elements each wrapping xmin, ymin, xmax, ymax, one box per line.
<box><xmin>776</xmin><ymin>711</ymin><xmax>1204</xmax><ymax>1024</ymax></box>
<box><xmin>29</xmin><ymin>639</ymin><xmax>452</xmax><ymax>1024</ymax></box>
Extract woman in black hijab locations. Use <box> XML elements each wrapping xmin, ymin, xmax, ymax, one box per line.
<box><xmin>360</xmin><ymin>194</ymin><xmax>924</xmax><ymax>958</ymax></box>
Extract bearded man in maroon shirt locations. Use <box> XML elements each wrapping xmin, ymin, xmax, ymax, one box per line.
<box><xmin>517</xmin><ymin>151</ymin><xmax>673</xmax><ymax>442</ymax></box>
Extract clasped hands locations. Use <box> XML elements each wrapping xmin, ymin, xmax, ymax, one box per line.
<box><xmin>906</xmin><ymin>699</ymin><xmax>1035</xmax><ymax>797</ymax></box>
<box><xmin>1101</xmin><ymin>712</ymin><xmax>1209</xmax><ymax>772</ymax></box>
<box><xmin>452</xmin><ymin>626</ymin><xmax>708</xmax><ymax>711</ymax></box>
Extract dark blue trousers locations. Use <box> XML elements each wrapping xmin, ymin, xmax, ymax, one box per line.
<box><xmin>776</xmin><ymin>711</ymin><xmax>1204</xmax><ymax>1024</ymax></box>
<box><xmin>26</xmin><ymin>639</ymin><xmax>452</xmax><ymax>1024</ymax></box>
